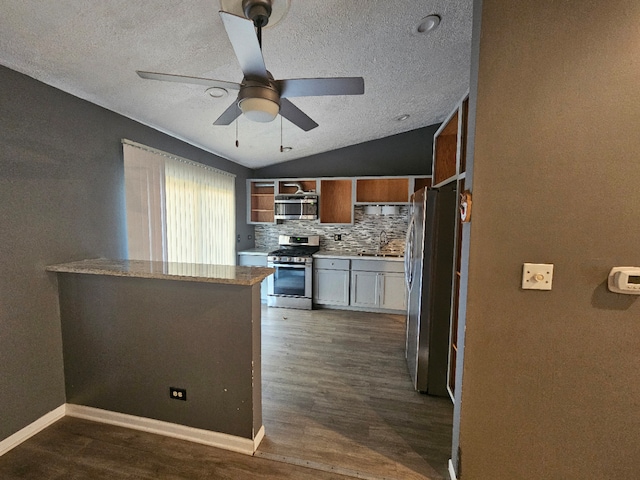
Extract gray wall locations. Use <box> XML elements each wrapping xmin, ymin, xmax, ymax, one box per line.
<box><xmin>252</xmin><ymin>125</ymin><xmax>439</xmax><ymax>178</ymax></box>
<box><xmin>0</xmin><ymin>65</ymin><xmax>253</xmax><ymax>441</ymax></box>
<box><xmin>454</xmin><ymin>0</ymin><xmax>640</xmax><ymax>478</ymax></box>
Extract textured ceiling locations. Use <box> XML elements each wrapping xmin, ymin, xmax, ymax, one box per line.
<box><xmin>1</xmin><ymin>0</ymin><xmax>473</xmax><ymax>168</ymax></box>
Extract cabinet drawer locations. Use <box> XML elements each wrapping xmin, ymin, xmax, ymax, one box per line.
<box><xmin>314</xmin><ymin>258</ymin><xmax>350</xmax><ymax>270</ymax></box>
<box><xmin>351</xmin><ymin>259</ymin><xmax>404</xmax><ymax>273</ymax></box>
<box><xmin>238</xmin><ymin>254</ymin><xmax>268</xmax><ymax>267</ymax></box>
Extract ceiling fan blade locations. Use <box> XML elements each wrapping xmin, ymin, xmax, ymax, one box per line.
<box><xmin>219</xmin><ymin>11</ymin><xmax>268</xmax><ymax>78</ymax></box>
<box><xmin>279</xmin><ymin>99</ymin><xmax>319</xmax><ymax>131</ymax></box>
<box><xmin>277</xmin><ymin>77</ymin><xmax>365</xmax><ymax>98</ymax></box>
<box><xmin>136</xmin><ymin>71</ymin><xmax>241</xmax><ymax>90</ymax></box>
<box><xmin>213</xmin><ymin>101</ymin><xmax>241</xmax><ymax>125</ymax></box>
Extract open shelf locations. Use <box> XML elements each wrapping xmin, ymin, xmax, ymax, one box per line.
<box><xmin>448</xmin><ymin>176</ymin><xmax>465</xmax><ymax>401</ymax></box>
<box><xmin>249</xmin><ymin>181</ymin><xmax>275</xmax><ymax>223</ymax></box>
<box><xmin>278</xmin><ymin>179</ymin><xmax>317</xmax><ymax>194</ymax></box>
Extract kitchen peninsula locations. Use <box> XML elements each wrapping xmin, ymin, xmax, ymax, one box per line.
<box><xmin>46</xmin><ymin>258</ymin><xmax>273</xmax><ymax>454</ymax></box>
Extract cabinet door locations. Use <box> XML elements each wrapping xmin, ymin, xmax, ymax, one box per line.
<box><xmin>319</xmin><ymin>179</ymin><xmax>353</xmax><ymax>224</ymax></box>
<box><xmin>314</xmin><ymin>269</ymin><xmax>349</xmax><ymax>306</ymax></box>
<box><xmin>379</xmin><ymin>272</ymin><xmax>407</xmax><ymax>311</ymax></box>
<box><xmin>238</xmin><ymin>254</ymin><xmax>270</xmax><ymax>302</ymax></box>
<box><xmin>350</xmin><ymin>270</ymin><xmax>379</xmax><ymax>308</ymax></box>
<box><xmin>355</xmin><ymin>178</ymin><xmax>410</xmax><ymax>203</ymax></box>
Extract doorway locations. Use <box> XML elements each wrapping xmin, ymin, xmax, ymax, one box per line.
<box><xmin>258</xmin><ymin>306</ymin><xmax>453</xmax><ymax>479</ymax></box>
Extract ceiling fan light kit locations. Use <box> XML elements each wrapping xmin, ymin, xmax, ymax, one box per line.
<box><xmin>237</xmin><ymin>75</ymin><xmax>280</xmax><ymax>122</ymax></box>
<box><xmin>239</xmin><ymin>96</ymin><xmax>279</xmax><ymax>122</ymax></box>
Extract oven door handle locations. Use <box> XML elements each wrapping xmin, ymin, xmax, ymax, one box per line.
<box><xmin>268</xmin><ymin>263</ymin><xmax>309</xmax><ymax>269</ymax></box>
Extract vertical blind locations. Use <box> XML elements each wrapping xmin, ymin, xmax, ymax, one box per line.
<box><xmin>123</xmin><ymin>140</ymin><xmax>236</xmax><ymax>266</ymax></box>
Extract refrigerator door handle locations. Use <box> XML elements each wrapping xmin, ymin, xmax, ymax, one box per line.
<box><xmin>405</xmin><ymin>217</ymin><xmax>415</xmax><ymax>290</ymax></box>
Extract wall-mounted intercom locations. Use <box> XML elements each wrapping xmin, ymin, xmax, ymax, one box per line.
<box><xmin>608</xmin><ymin>267</ymin><xmax>640</xmax><ymax>295</ymax></box>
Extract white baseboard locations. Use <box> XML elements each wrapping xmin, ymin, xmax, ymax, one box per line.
<box><xmin>0</xmin><ymin>404</ymin><xmax>264</xmax><ymax>458</ymax></box>
<box><xmin>65</xmin><ymin>404</ymin><xmax>261</xmax><ymax>455</ymax></box>
<box><xmin>0</xmin><ymin>405</ymin><xmax>66</xmax><ymax>457</ymax></box>
<box><xmin>448</xmin><ymin>459</ymin><xmax>458</xmax><ymax>480</ymax></box>
<box><xmin>253</xmin><ymin>424</ymin><xmax>265</xmax><ymax>451</ymax></box>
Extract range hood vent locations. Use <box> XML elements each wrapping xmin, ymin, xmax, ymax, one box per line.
<box><xmin>364</xmin><ymin>205</ymin><xmax>400</xmax><ymax>215</ymax></box>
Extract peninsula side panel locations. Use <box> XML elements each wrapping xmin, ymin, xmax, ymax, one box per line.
<box><xmin>57</xmin><ymin>273</ymin><xmax>260</xmax><ymax>439</ymax></box>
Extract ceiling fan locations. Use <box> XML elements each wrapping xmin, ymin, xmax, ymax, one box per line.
<box><xmin>136</xmin><ymin>0</ymin><xmax>365</xmax><ymax>131</ymax></box>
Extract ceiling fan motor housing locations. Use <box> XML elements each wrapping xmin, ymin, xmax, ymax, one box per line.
<box><xmin>238</xmin><ymin>75</ymin><xmax>281</xmax><ymax>122</ymax></box>
<box><xmin>242</xmin><ymin>0</ymin><xmax>272</xmax><ymax>27</ymax></box>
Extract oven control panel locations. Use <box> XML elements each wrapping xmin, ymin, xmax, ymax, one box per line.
<box><xmin>268</xmin><ymin>256</ymin><xmax>313</xmax><ymax>264</ymax></box>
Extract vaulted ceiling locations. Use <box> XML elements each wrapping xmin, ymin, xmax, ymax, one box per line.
<box><xmin>1</xmin><ymin>0</ymin><xmax>473</xmax><ymax>168</ymax></box>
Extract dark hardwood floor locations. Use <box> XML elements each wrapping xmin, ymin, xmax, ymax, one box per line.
<box><xmin>258</xmin><ymin>306</ymin><xmax>453</xmax><ymax>480</ymax></box>
<box><xmin>0</xmin><ymin>417</ymin><xmax>347</xmax><ymax>479</ymax></box>
<box><xmin>0</xmin><ymin>306</ymin><xmax>452</xmax><ymax>479</ymax></box>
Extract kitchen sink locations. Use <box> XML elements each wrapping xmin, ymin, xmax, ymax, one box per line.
<box><xmin>357</xmin><ymin>252</ymin><xmax>403</xmax><ymax>258</ymax></box>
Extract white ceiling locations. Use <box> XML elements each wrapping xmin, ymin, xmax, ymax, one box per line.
<box><xmin>1</xmin><ymin>0</ymin><xmax>473</xmax><ymax>169</ymax></box>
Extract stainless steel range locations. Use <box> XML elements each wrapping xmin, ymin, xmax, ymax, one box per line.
<box><xmin>267</xmin><ymin>235</ymin><xmax>320</xmax><ymax>310</ymax></box>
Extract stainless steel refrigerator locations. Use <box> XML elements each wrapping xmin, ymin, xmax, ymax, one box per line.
<box><xmin>404</xmin><ymin>184</ymin><xmax>457</xmax><ymax>395</ymax></box>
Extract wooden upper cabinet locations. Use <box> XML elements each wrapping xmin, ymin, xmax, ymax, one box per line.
<box><xmin>432</xmin><ymin>94</ymin><xmax>469</xmax><ymax>186</ymax></box>
<box><xmin>433</xmin><ymin>110</ymin><xmax>459</xmax><ymax>185</ymax></box>
<box><xmin>248</xmin><ymin>180</ymin><xmax>275</xmax><ymax>224</ymax></box>
<box><xmin>319</xmin><ymin>179</ymin><xmax>353</xmax><ymax>224</ymax></box>
<box><xmin>413</xmin><ymin>177</ymin><xmax>432</xmax><ymax>192</ymax></box>
<box><xmin>355</xmin><ymin>178</ymin><xmax>410</xmax><ymax>203</ymax></box>
<box><xmin>247</xmin><ymin>175</ymin><xmax>433</xmax><ymax>225</ymax></box>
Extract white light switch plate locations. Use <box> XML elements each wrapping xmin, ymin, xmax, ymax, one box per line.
<box><xmin>522</xmin><ymin>263</ymin><xmax>554</xmax><ymax>290</ymax></box>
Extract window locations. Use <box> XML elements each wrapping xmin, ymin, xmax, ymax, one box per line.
<box><xmin>123</xmin><ymin>140</ymin><xmax>235</xmax><ymax>266</ymax></box>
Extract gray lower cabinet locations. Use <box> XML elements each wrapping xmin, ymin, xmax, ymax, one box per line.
<box><xmin>350</xmin><ymin>270</ymin><xmax>407</xmax><ymax>311</ymax></box>
<box><xmin>238</xmin><ymin>252</ymin><xmax>269</xmax><ymax>303</ymax></box>
<box><xmin>379</xmin><ymin>272</ymin><xmax>407</xmax><ymax>311</ymax></box>
<box><xmin>313</xmin><ymin>258</ymin><xmax>350</xmax><ymax>306</ymax></box>
<box><xmin>315</xmin><ymin>257</ymin><xmax>406</xmax><ymax>313</ymax></box>
<box><xmin>350</xmin><ymin>259</ymin><xmax>407</xmax><ymax>312</ymax></box>
<box><xmin>350</xmin><ymin>270</ymin><xmax>379</xmax><ymax>308</ymax></box>
<box><xmin>314</xmin><ymin>269</ymin><xmax>350</xmax><ymax>306</ymax></box>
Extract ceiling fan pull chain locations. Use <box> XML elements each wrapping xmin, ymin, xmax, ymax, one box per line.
<box><xmin>235</xmin><ymin>116</ymin><xmax>239</xmax><ymax>148</ymax></box>
<box><xmin>280</xmin><ymin>115</ymin><xmax>283</xmax><ymax>152</ymax></box>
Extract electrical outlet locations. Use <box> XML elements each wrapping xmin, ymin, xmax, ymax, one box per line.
<box><xmin>169</xmin><ymin>387</ymin><xmax>187</xmax><ymax>401</ymax></box>
<box><xmin>334</xmin><ymin>234</ymin><xmax>342</xmax><ymax>241</ymax></box>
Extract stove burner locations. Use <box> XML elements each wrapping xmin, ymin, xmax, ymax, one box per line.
<box><xmin>268</xmin><ymin>246</ymin><xmax>319</xmax><ymax>257</ymax></box>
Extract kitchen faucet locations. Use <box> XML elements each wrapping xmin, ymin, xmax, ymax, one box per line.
<box><xmin>378</xmin><ymin>230</ymin><xmax>388</xmax><ymax>253</ymax></box>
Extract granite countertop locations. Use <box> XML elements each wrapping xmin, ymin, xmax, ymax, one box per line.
<box><xmin>46</xmin><ymin>258</ymin><xmax>274</xmax><ymax>286</ymax></box>
<box><xmin>314</xmin><ymin>251</ymin><xmax>404</xmax><ymax>262</ymax></box>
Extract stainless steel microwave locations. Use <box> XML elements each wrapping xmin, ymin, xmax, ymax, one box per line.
<box><xmin>274</xmin><ymin>194</ymin><xmax>319</xmax><ymax>220</ymax></box>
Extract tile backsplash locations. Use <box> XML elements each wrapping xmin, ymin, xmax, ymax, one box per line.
<box><xmin>255</xmin><ymin>206</ymin><xmax>409</xmax><ymax>255</ymax></box>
